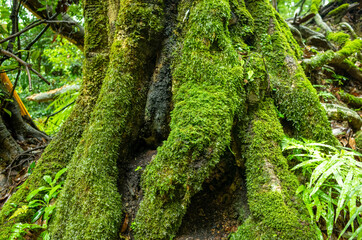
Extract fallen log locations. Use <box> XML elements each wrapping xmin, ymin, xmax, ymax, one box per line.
<box><xmin>26</xmin><ymin>84</ymin><xmax>80</xmax><ymax>103</ymax></box>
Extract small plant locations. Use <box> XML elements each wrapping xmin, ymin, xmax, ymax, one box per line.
<box><xmin>317</xmin><ymin>91</ymin><xmax>336</xmax><ymax>101</ymax></box>
<box><xmin>282</xmin><ymin>138</ymin><xmax>362</xmax><ymax>240</ymax></box>
<box><xmin>8</xmin><ymin>168</ymin><xmax>67</xmax><ymax>240</ymax></box>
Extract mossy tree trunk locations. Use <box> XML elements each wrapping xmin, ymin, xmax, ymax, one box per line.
<box><xmin>0</xmin><ymin>0</ymin><xmax>338</xmax><ymax>239</ymax></box>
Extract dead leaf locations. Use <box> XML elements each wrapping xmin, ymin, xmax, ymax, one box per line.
<box><xmin>121</xmin><ymin>213</ymin><xmax>129</xmax><ymax>233</ymax></box>
<box><xmin>340</xmin><ymin>138</ymin><xmax>348</xmax><ymax>147</ymax></box>
<box><xmin>349</xmin><ymin>137</ymin><xmax>356</xmax><ymax>150</ymax></box>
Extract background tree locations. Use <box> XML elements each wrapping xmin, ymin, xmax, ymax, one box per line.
<box><xmin>0</xmin><ymin>0</ymin><xmax>361</xmax><ymax>239</ymax></box>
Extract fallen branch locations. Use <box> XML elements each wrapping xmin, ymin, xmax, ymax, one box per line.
<box><xmin>322</xmin><ymin>103</ymin><xmax>362</xmax><ymax>130</ymax></box>
<box><xmin>338</xmin><ymin>91</ymin><xmax>362</xmax><ymax>109</ymax></box>
<box><xmin>303</xmin><ymin>39</ymin><xmax>362</xmax><ymax>70</ymax></box>
<box><xmin>26</xmin><ymin>84</ymin><xmax>80</xmax><ymax>102</ymax></box>
<box><xmin>314</xmin><ymin>13</ymin><xmax>332</xmax><ymax>35</ymax></box>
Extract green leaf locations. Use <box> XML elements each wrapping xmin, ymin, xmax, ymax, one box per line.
<box><xmin>48</xmin><ymin>184</ymin><xmax>62</xmax><ymax>200</ymax></box>
<box><xmin>31</xmin><ymin>207</ymin><xmax>45</xmax><ymax>223</ymax></box>
<box><xmin>247</xmin><ymin>70</ymin><xmax>254</xmax><ymax>79</ymax></box>
<box><xmin>339</xmin><ymin>205</ymin><xmax>362</xmax><ymax>239</ymax></box>
<box><xmin>28</xmin><ymin>162</ymin><xmax>36</xmax><ymax>174</ymax></box>
<box><xmin>40</xmin><ymin>230</ymin><xmax>50</xmax><ymax>240</ymax></box>
<box><xmin>26</xmin><ymin>186</ymin><xmax>51</xmax><ymax>201</ymax></box>
<box><xmin>326</xmin><ymin>190</ymin><xmax>334</xmax><ymax>237</ymax></box>
<box><xmin>52</xmin><ymin>168</ymin><xmax>67</xmax><ymax>185</ymax></box>
<box><xmin>335</xmin><ymin>171</ymin><xmax>353</xmax><ymax>222</ymax></box>
<box><xmin>8</xmin><ymin>205</ymin><xmax>28</xmax><ymax>221</ymax></box>
<box><xmin>43</xmin><ymin>205</ymin><xmax>56</xmax><ymax>221</ymax></box>
<box><xmin>310</xmin><ymin>161</ymin><xmax>344</xmax><ymax>196</ymax></box>
<box><xmin>3</xmin><ymin>108</ymin><xmax>12</xmax><ymax>117</ymax></box>
<box><xmin>28</xmin><ymin>200</ymin><xmax>45</xmax><ymax>208</ymax></box>
<box><xmin>43</xmin><ymin>175</ymin><xmax>52</xmax><ymax>185</ymax></box>
<box><xmin>312</xmin><ymin>194</ymin><xmax>323</xmax><ymax>222</ymax></box>
<box><xmin>348</xmin><ymin>224</ymin><xmax>362</xmax><ymax>240</ymax></box>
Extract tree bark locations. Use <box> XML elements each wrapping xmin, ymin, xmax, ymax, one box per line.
<box><xmin>0</xmin><ymin>0</ymin><xmax>338</xmax><ymax>239</ymax></box>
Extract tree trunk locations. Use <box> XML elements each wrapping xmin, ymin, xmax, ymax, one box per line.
<box><xmin>0</xmin><ymin>0</ymin><xmax>338</xmax><ymax>239</ymax></box>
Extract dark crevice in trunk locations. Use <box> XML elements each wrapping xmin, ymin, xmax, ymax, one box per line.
<box><xmin>117</xmin><ymin>1</ymin><xmax>179</xmax><ymax>237</ymax></box>
<box><xmin>118</xmin><ymin>146</ymin><xmax>157</xmax><ymax>240</ymax></box>
<box><xmin>176</xmin><ymin>150</ymin><xmax>249</xmax><ymax>240</ymax></box>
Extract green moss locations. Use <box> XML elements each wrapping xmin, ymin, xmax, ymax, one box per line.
<box><xmin>244</xmin><ymin>53</ymin><xmax>269</xmax><ymax>105</ymax></box>
<box><xmin>84</xmin><ymin>1</ymin><xmax>109</xmax><ymax>53</ymax></box>
<box><xmin>247</xmin><ymin>0</ymin><xmax>337</xmax><ymax>145</ymax></box>
<box><xmin>306</xmin><ymin>50</ymin><xmax>335</xmax><ymax>69</ymax></box>
<box><xmin>327</xmin><ymin>32</ymin><xmax>350</xmax><ymax>46</ymax></box>
<box><xmin>327</xmin><ymin>3</ymin><xmax>349</xmax><ymax>16</ymax></box>
<box><xmin>338</xmin><ymin>39</ymin><xmax>362</xmax><ymax>57</ymax></box>
<box><xmin>134</xmin><ymin>0</ymin><xmax>246</xmax><ymax>239</ymax></box>
<box><xmin>339</xmin><ymin>90</ymin><xmax>362</xmax><ymax>108</ymax></box>
<box><xmin>307</xmin><ymin>39</ymin><xmax>362</xmax><ymax>69</ymax></box>
<box><xmin>0</xmin><ymin>1</ymin><xmax>109</xmax><ymax>238</ymax></box>
<box><xmin>231</xmin><ymin>98</ymin><xmax>318</xmax><ymax>239</ymax></box>
<box><xmin>229</xmin><ymin>0</ymin><xmax>254</xmax><ymax>40</ymax></box>
<box><xmin>48</xmin><ymin>1</ymin><xmax>165</xmax><ymax>239</ymax></box>
<box><xmin>310</xmin><ymin>0</ymin><xmax>322</xmax><ymax>14</ymax></box>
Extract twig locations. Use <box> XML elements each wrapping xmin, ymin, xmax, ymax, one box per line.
<box><xmin>0</xmin><ymin>48</ymin><xmax>50</xmax><ymax>85</ymax></box>
<box><xmin>298</xmin><ymin>0</ymin><xmax>306</xmax><ymax>16</ymax></box>
<box><xmin>0</xmin><ymin>145</ymin><xmax>47</xmax><ymax>174</ymax></box>
<box><xmin>45</xmin><ymin>100</ymin><xmax>76</xmax><ymax>124</ymax></box>
<box><xmin>44</xmin><ymin>20</ymin><xmax>78</xmax><ymax>24</ymax></box>
<box><xmin>25</xmin><ymin>65</ymin><xmax>32</xmax><ymax>91</ymax></box>
<box><xmin>0</xmin><ymin>20</ymin><xmax>45</xmax><ymax>44</ymax></box>
<box><xmin>25</xmin><ymin>24</ymin><xmax>50</xmax><ymax>51</ymax></box>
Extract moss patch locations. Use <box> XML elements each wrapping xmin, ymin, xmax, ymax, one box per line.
<box><xmin>134</xmin><ymin>0</ymin><xmax>246</xmax><ymax>238</ymax></box>
<box><xmin>327</xmin><ymin>32</ymin><xmax>350</xmax><ymax>46</ymax></box>
<box><xmin>231</xmin><ymin>98</ymin><xmax>318</xmax><ymax>240</ymax></box>
<box><xmin>247</xmin><ymin>0</ymin><xmax>337</xmax><ymax>145</ymax></box>
<box><xmin>327</xmin><ymin>3</ymin><xmax>349</xmax><ymax>16</ymax></box>
<box><xmin>0</xmin><ymin>1</ymin><xmax>109</xmax><ymax>238</ymax></box>
<box><xmin>48</xmin><ymin>1</ymin><xmax>165</xmax><ymax>239</ymax></box>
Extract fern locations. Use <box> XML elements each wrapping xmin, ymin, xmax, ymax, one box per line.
<box><xmin>37</xmin><ymin>89</ymin><xmax>79</xmax><ymax>135</ymax></box>
<box><xmin>282</xmin><ymin>137</ymin><xmax>362</xmax><ymax>240</ymax></box>
<box><xmin>8</xmin><ymin>205</ymin><xmax>29</xmax><ymax>221</ymax></box>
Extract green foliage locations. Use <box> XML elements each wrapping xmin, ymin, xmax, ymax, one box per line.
<box><xmin>0</xmin><ymin>1</ymin><xmax>83</xmax><ymax>131</ymax></box>
<box><xmin>9</xmin><ymin>223</ymin><xmax>43</xmax><ymax>240</ymax></box>
<box><xmin>327</xmin><ymin>32</ymin><xmax>350</xmax><ymax>46</ymax></box>
<box><xmin>282</xmin><ymin>138</ymin><xmax>362</xmax><ymax>240</ymax></box>
<box><xmin>0</xmin><ymin>92</ymin><xmax>13</xmax><ymax>117</ymax></box>
<box><xmin>8</xmin><ymin>168</ymin><xmax>67</xmax><ymax>240</ymax></box>
<box><xmin>36</xmin><ymin>89</ymin><xmax>80</xmax><ymax>135</ymax></box>
<box><xmin>317</xmin><ymin>91</ymin><xmax>336</xmax><ymax>101</ymax></box>
<box><xmin>327</xmin><ymin>3</ymin><xmax>349</xmax><ymax>16</ymax></box>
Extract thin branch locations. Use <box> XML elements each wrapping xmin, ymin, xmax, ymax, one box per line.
<box><xmin>25</xmin><ymin>65</ymin><xmax>32</xmax><ymax>91</ymax></box>
<box><xmin>0</xmin><ymin>48</ymin><xmax>50</xmax><ymax>85</ymax></box>
<box><xmin>0</xmin><ymin>19</ymin><xmax>45</xmax><ymax>44</ymax></box>
<box><xmin>9</xmin><ymin>66</ymin><xmax>21</xmax><ymax>99</ymax></box>
<box><xmin>24</xmin><ymin>24</ymin><xmax>50</xmax><ymax>51</ymax></box>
